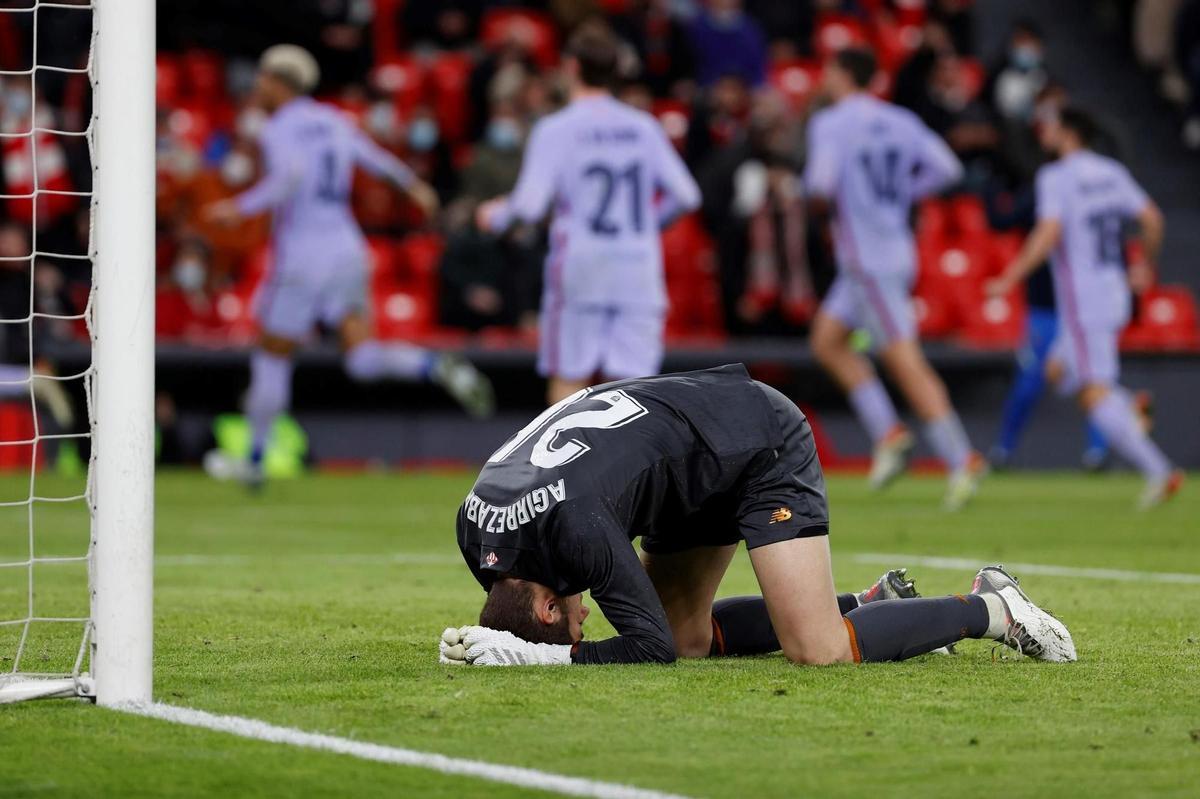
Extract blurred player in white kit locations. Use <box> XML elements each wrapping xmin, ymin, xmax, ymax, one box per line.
<box><xmin>988</xmin><ymin>107</ymin><xmax>1183</xmax><ymax>508</ymax></box>
<box><xmin>476</xmin><ymin>27</ymin><xmax>701</xmax><ymax>404</ymax></box>
<box><xmin>205</xmin><ymin>45</ymin><xmax>494</xmax><ymax>486</ymax></box>
<box><xmin>804</xmin><ymin>48</ymin><xmax>984</xmax><ymax>510</ymax></box>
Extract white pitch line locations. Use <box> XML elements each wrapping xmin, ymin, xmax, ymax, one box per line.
<box><xmin>115</xmin><ymin>703</ymin><xmax>692</xmax><ymax>799</ymax></box>
<box><xmin>851</xmin><ymin>552</ymin><xmax>1200</xmax><ymax>585</ymax></box>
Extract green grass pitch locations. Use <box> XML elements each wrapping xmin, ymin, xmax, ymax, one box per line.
<box><xmin>2</xmin><ymin>470</ymin><xmax>1198</xmax><ymax>798</ymax></box>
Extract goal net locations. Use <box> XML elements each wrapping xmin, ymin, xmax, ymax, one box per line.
<box><xmin>0</xmin><ymin>0</ymin><xmax>154</xmax><ymax>706</ymax></box>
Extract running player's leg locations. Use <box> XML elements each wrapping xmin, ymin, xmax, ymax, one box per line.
<box><xmin>540</xmin><ymin>303</ymin><xmax>604</xmax><ymax>405</ymax></box>
<box><xmin>812</xmin><ymin>277</ymin><xmax>909</xmax><ymax>487</ymax></box>
<box><xmin>860</xmin><ymin>272</ymin><xmax>982</xmax><ymax>506</ymax></box>
<box><xmin>640</xmin><ymin>545</ymin><xmax>738</xmax><ymax>658</ymax></box>
<box><xmin>1053</xmin><ymin>325</ymin><xmax>1179</xmax><ymax>506</ymax></box>
<box><xmin>332</xmin><ymin>262</ymin><xmax>495</xmax><ymax>416</ymax></box>
<box><xmin>245</xmin><ymin>270</ymin><xmax>314</xmax><ymax>479</ymax></box>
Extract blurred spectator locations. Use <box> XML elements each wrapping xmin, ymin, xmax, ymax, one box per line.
<box><xmin>687</xmin><ymin>0</ymin><xmax>768</xmax><ymax>89</ymax></box>
<box><xmin>156</xmin><ymin>238</ymin><xmax>221</xmax><ymax>340</ymax></box>
<box><xmin>177</xmin><ymin>141</ymin><xmax>269</xmax><ymax>287</ymax></box>
<box><xmin>893</xmin><ymin>20</ymin><xmax>956</xmax><ymax>116</ymax></box>
<box><xmin>929</xmin><ymin>0</ymin><xmax>975</xmax><ymax>56</ymax></box>
<box><xmin>1135</xmin><ymin>0</ymin><xmax>1184</xmax><ymax>70</ymax></box>
<box><xmin>699</xmin><ymin>93</ymin><xmax>813</xmax><ymax>334</ymax></box>
<box><xmin>686</xmin><ymin>73</ymin><xmax>752</xmax><ymax>166</ymax></box>
<box><xmin>401</xmin><ymin>106</ymin><xmax>459</xmax><ymax>203</ymax></box>
<box><xmin>611</xmin><ymin>0</ymin><xmax>697</xmax><ymax>98</ymax></box>
<box><xmin>985</xmin><ymin>19</ymin><xmax>1049</xmax><ymax>126</ymax></box>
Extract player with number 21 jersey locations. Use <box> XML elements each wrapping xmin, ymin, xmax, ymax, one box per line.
<box><xmin>477</xmin><ymin>28</ymin><xmax>700</xmax><ymax>402</ymax></box>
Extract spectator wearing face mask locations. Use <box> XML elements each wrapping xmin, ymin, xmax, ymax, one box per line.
<box><xmin>985</xmin><ymin>19</ymin><xmax>1049</xmax><ymax>126</ymax></box>
<box><xmin>687</xmin><ymin>0</ymin><xmax>768</xmax><ymax>89</ymax></box>
<box><xmin>156</xmin><ymin>239</ymin><xmax>221</xmax><ymax>341</ymax></box>
<box><xmin>439</xmin><ymin>101</ymin><xmax>538</xmax><ymax>332</ymax></box>
<box><xmin>402</xmin><ymin>106</ymin><xmax>459</xmax><ymax>206</ymax></box>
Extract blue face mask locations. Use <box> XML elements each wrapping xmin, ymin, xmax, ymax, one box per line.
<box><xmin>408</xmin><ymin>118</ymin><xmax>439</xmax><ymax>152</ymax></box>
<box><xmin>486</xmin><ymin>119</ymin><xmax>521</xmax><ymax>151</ymax></box>
<box><xmin>1010</xmin><ymin>45</ymin><xmax>1042</xmax><ymax>71</ymax></box>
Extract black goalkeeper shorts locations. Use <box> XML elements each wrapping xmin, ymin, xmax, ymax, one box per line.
<box><xmin>640</xmin><ymin>382</ymin><xmax>830</xmax><ymax>554</ymax></box>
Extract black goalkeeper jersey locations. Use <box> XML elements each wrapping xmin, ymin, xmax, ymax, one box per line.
<box><xmin>455</xmin><ymin>364</ymin><xmax>829</xmax><ymax>664</ymax></box>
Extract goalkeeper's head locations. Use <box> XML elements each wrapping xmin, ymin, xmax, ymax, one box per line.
<box><xmin>255</xmin><ymin>44</ymin><xmax>320</xmax><ymax>111</ymax></box>
<box><xmin>479</xmin><ymin>576</ymin><xmax>590</xmax><ymax>645</ymax></box>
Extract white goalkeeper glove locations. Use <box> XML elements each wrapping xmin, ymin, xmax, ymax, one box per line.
<box><xmin>439</xmin><ymin>625</ymin><xmax>572</xmax><ymax>666</ymax></box>
<box><xmin>439</xmin><ymin>626</ymin><xmax>470</xmax><ymax>665</ymax></box>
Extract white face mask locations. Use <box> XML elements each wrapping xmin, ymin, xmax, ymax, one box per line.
<box><xmin>220</xmin><ymin>151</ymin><xmax>255</xmax><ymax>186</ymax></box>
<box><xmin>173</xmin><ymin>257</ymin><xmax>206</xmax><ymax>291</ymax></box>
<box><xmin>237</xmin><ymin>107</ymin><xmax>268</xmax><ymax>140</ymax></box>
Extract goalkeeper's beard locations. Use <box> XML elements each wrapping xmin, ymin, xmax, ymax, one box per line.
<box><xmin>540</xmin><ymin>614</ymin><xmax>577</xmax><ymax>646</ymax></box>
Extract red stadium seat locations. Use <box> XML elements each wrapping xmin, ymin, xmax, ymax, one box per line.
<box><xmin>374</xmin><ymin>288</ymin><xmax>436</xmax><ymax>340</ymax></box>
<box><xmin>961</xmin><ymin>292</ymin><xmax>1027</xmax><ymax>348</ymax></box>
<box><xmin>814</xmin><ymin>14</ymin><xmax>871</xmax><ymax>61</ymax></box>
<box><xmin>157</xmin><ymin>54</ymin><xmax>183</xmax><ymax>107</ymax></box>
<box><xmin>1122</xmin><ymin>286</ymin><xmax>1200</xmax><ymax>350</ymax></box>
<box><xmin>769</xmin><ymin>60</ymin><xmax>822</xmax><ymax>112</ymax></box>
<box><xmin>913</xmin><ymin>284</ymin><xmax>955</xmax><ymax>338</ymax></box>
<box><xmin>988</xmin><ymin>232</ymin><xmax>1024</xmax><ymax>277</ymax></box>
<box><xmin>872</xmin><ymin>17</ymin><xmax>922</xmax><ymax>74</ymax></box>
<box><xmin>427</xmin><ymin>52</ymin><xmax>473</xmax><ymax>144</ymax></box>
<box><xmin>480</xmin><ymin>9</ymin><xmax>560</xmax><ymax>69</ymax></box>
<box><xmin>948</xmin><ymin>194</ymin><xmax>989</xmax><ymax>236</ymax></box>
<box><xmin>180</xmin><ymin>49</ymin><xmax>226</xmax><ymax>100</ymax></box>
<box><xmin>371</xmin><ymin>56</ymin><xmax>426</xmax><ymax>115</ymax></box>
<box><xmin>397</xmin><ymin>232</ymin><xmax>444</xmax><ymax>290</ymax></box>
<box><xmin>916</xmin><ymin>199</ymin><xmax>951</xmax><ymax>240</ymax></box>
<box><xmin>366</xmin><ymin>237</ymin><xmax>402</xmax><ymax>292</ymax></box>
<box><xmin>893</xmin><ymin>0</ymin><xmax>928</xmax><ymax>28</ymax></box>
<box><xmin>164</xmin><ymin>100</ymin><xmax>223</xmax><ymax>150</ymax></box>
<box><xmin>373</xmin><ymin>0</ymin><xmax>407</xmax><ymax>60</ymax></box>
<box><xmin>0</xmin><ymin>402</ymin><xmax>39</xmax><ymax>472</ymax></box>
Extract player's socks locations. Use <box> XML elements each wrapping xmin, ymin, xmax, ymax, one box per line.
<box><xmin>843</xmin><ymin>595</ymin><xmax>989</xmax><ymax>661</ymax></box>
<box><xmin>709</xmin><ymin>596</ymin><xmax>778</xmax><ymax>656</ymax></box>
<box><xmin>923</xmin><ymin>412</ymin><xmax>971</xmax><ymax>471</ymax></box>
<box><xmin>245</xmin><ymin>350</ymin><xmax>294</xmax><ymax>463</ymax></box>
<box><xmin>848</xmin><ymin>378</ymin><xmax>900</xmax><ymax>443</ymax></box>
<box><xmin>344</xmin><ymin>340</ymin><xmax>435</xmax><ymax>382</ymax></box>
<box><xmin>710</xmin><ymin>594</ymin><xmax>863</xmax><ymax>656</ymax></box>
<box><xmin>1087</xmin><ymin>390</ymin><xmax>1170</xmax><ymax>480</ymax></box>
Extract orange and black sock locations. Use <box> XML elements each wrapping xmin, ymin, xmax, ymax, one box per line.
<box><xmin>709</xmin><ymin>594</ymin><xmax>861</xmax><ymax>656</ymax></box>
<box><xmin>844</xmin><ymin>594</ymin><xmax>989</xmax><ymax>661</ymax></box>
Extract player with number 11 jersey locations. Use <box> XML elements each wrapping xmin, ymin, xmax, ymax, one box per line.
<box><xmin>477</xmin><ymin>27</ymin><xmax>700</xmax><ymax>403</ymax></box>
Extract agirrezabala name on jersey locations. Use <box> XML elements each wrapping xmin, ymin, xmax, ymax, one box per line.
<box><xmin>464</xmin><ymin>480</ymin><xmax>567</xmax><ymax>533</ymax></box>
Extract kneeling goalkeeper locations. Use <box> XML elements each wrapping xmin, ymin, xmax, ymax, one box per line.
<box><xmin>444</xmin><ymin>365</ymin><xmax>1075</xmax><ymax>666</ymax></box>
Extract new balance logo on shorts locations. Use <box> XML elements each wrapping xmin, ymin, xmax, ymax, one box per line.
<box><xmin>769</xmin><ymin>508</ymin><xmax>793</xmax><ymax>524</ymax></box>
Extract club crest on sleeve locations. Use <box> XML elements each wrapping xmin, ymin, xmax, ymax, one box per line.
<box><xmin>484</xmin><ymin>551</ymin><xmax>499</xmax><ymax>567</ymax></box>
<box><xmin>769</xmin><ymin>507</ymin><xmax>793</xmax><ymax>524</ymax></box>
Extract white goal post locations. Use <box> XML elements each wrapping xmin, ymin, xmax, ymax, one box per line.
<box><xmin>0</xmin><ymin>0</ymin><xmax>155</xmax><ymax>706</ymax></box>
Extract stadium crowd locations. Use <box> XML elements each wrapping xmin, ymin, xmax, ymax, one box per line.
<box><xmin>0</xmin><ymin>0</ymin><xmax>1197</xmax><ymax>360</ymax></box>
